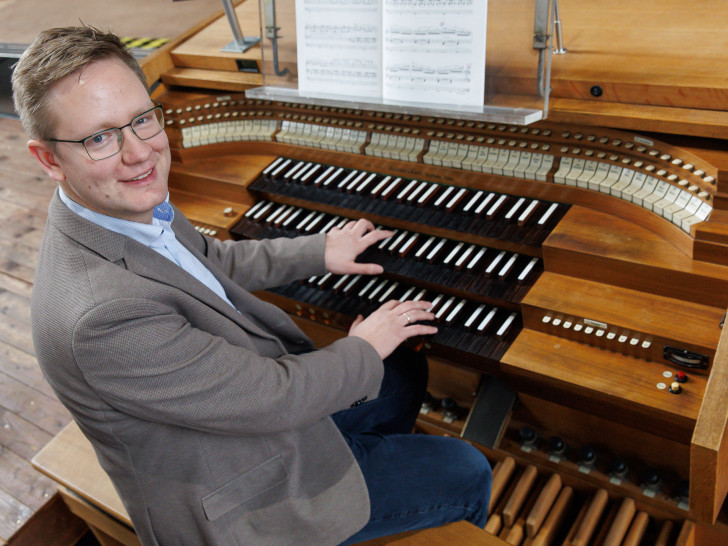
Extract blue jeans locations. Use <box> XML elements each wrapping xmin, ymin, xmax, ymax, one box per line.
<box><xmin>333</xmin><ymin>347</ymin><xmax>492</xmax><ymax>545</ymax></box>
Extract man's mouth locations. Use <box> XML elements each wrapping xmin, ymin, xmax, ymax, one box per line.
<box><xmin>125</xmin><ymin>169</ymin><xmax>153</xmax><ymax>182</ymax></box>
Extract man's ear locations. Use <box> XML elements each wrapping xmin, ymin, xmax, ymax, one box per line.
<box><xmin>28</xmin><ymin>139</ymin><xmax>66</xmax><ymax>183</ymax></box>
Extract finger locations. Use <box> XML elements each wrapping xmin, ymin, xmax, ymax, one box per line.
<box><xmin>347</xmin><ymin>218</ymin><xmax>374</xmax><ymax>235</ymax></box>
<box><xmin>345</xmin><ymin>262</ymin><xmax>384</xmax><ymax>275</ymax></box>
<box><xmin>400</xmin><ymin>309</ymin><xmax>435</xmax><ymax>324</ymax></box>
<box><xmin>349</xmin><ymin>314</ymin><xmax>364</xmax><ymax>331</ymax></box>
<box><xmin>378</xmin><ymin>299</ymin><xmax>401</xmax><ymax>311</ymax></box>
<box><xmin>395</xmin><ymin>300</ymin><xmax>434</xmax><ymax>314</ymax></box>
<box><xmin>354</xmin><ymin>218</ymin><xmax>376</xmax><ymax>233</ymax></box>
<box><xmin>401</xmin><ymin>324</ymin><xmax>438</xmax><ymax>337</ymax></box>
<box><xmin>362</xmin><ymin>228</ymin><xmax>394</xmax><ymax>247</ymax></box>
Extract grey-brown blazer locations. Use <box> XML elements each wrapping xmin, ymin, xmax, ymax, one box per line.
<box><xmin>32</xmin><ymin>191</ymin><xmax>384</xmax><ymax>545</ymax></box>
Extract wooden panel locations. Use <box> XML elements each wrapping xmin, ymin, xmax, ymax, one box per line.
<box><xmin>32</xmin><ymin>422</ymin><xmax>131</xmax><ymax>526</ymax></box>
<box><xmin>58</xmin><ymin>488</ymin><xmax>141</xmax><ymax>546</ymax></box>
<box><xmin>546</xmin><ymin>98</ymin><xmax>728</xmax><ymax>141</ymax></box>
<box><xmin>509</xmin><ymin>394</ymin><xmax>691</xmax><ymax>480</ymax></box>
<box><xmin>161</xmin><ymin>68</ymin><xmax>262</xmax><ymax>92</ymax></box>
<box><xmin>549</xmin><ymin>1</ymin><xmax>728</xmax><ymax>111</ymax></box>
<box><xmin>690</xmin><ymin>323</ymin><xmax>728</xmax><ymax>523</ymax></box>
<box><xmin>169</xmin><ymin>0</ymin><xmax>263</xmax><ymax>73</ymax></box>
<box><xmin>501</xmin><ymin>329</ymin><xmax>706</xmax><ymax>442</ymax></box>
<box><xmin>0</xmin><ymin>0</ymin><xmax>221</xmax><ymax>44</ymax></box>
<box><xmin>5</xmin><ymin>493</ymin><xmax>88</xmax><ymax>546</ymax></box>
<box><xmin>522</xmin><ymin>271</ymin><xmax>724</xmax><ymax>369</ymax></box>
<box><xmin>544</xmin><ymin>207</ymin><xmax>728</xmax><ymax>308</ymax></box>
<box><xmin>355</xmin><ymin>521</ymin><xmax>510</xmax><ymax>545</ymax></box>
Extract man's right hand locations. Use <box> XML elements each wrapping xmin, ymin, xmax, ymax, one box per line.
<box><xmin>348</xmin><ymin>300</ymin><xmax>437</xmax><ymax>359</ymax></box>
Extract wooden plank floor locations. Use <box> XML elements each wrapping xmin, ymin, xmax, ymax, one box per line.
<box><xmin>0</xmin><ymin>118</ymin><xmax>69</xmax><ymax>542</ymax></box>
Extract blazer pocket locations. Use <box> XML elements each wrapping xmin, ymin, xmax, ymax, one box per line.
<box><xmin>201</xmin><ymin>455</ymin><xmax>289</xmax><ymax>521</ymax></box>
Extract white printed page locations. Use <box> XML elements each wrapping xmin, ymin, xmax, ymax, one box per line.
<box><xmin>296</xmin><ymin>0</ymin><xmax>383</xmax><ymax>99</ymax></box>
<box><xmin>382</xmin><ymin>0</ymin><xmax>487</xmax><ymax>107</ymax></box>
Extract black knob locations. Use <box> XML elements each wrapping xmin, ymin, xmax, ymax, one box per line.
<box><xmin>548</xmin><ymin>436</ymin><xmax>566</xmax><ymax>455</ymax></box>
<box><xmin>519</xmin><ymin>426</ymin><xmax>537</xmax><ymax>446</ymax></box>
<box><xmin>579</xmin><ymin>446</ymin><xmax>596</xmax><ymax>465</ymax></box>
<box><xmin>440</xmin><ymin>398</ymin><xmax>461</xmax><ymax>420</ymax></box>
<box><xmin>609</xmin><ymin>458</ymin><xmax>628</xmax><ymax>478</ymax></box>
<box><xmin>641</xmin><ymin>467</ymin><xmax>662</xmax><ymax>487</ymax></box>
<box><xmin>590</xmin><ymin>85</ymin><xmax>604</xmax><ymax>97</ymax></box>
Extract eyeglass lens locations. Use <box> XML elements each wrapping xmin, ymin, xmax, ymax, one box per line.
<box><xmin>84</xmin><ymin>107</ymin><xmax>165</xmax><ymax>160</ymax></box>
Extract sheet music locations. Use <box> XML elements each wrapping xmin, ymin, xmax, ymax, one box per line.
<box><xmin>295</xmin><ymin>0</ymin><xmax>487</xmax><ymax>107</ymax></box>
<box><xmin>382</xmin><ymin>0</ymin><xmax>486</xmax><ymax>106</ymax></box>
<box><xmin>296</xmin><ymin>0</ymin><xmax>383</xmax><ymax>98</ymax></box>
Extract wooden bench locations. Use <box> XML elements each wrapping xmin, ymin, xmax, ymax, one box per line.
<box><xmin>32</xmin><ymin>421</ymin><xmax>505</xmax><ymax>545</ymax></box>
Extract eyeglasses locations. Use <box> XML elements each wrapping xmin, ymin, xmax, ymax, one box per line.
<box><xmin>47</xmin><ymin>104</ymin><xmax>165</xmax><ymax>160</ymax></box>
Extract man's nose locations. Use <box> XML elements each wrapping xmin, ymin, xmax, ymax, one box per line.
<box><xmin>120</xmin><ymin>126</ymin><xmax>152</xmax><ymax>162</ymax></box>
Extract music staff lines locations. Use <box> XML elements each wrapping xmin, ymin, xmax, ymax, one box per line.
<box><xmin>385</xmin><ymin>25</ymin><xmax>473</xmax><ymax>54</ymax></box>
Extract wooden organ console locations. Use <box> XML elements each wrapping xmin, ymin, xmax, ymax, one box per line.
<box><xmin>135</xmin><ymin>1</ymin><xmax>728</xmax><ymax>544</ymax></box>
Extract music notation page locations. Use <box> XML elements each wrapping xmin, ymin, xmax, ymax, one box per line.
<box><xmin>296</xmin><ymin>0</ymin><xmax>383</xmax><ymax>99</ymax></box>
<box><xmin>296</xmin><ymin>0</ymin><xmax>487</xmax><ymax>107</ymax></box>
<box><xmin>382</xmin><ymin>0</ymin><xmax>486</xmax><ymax>106</ymax></box>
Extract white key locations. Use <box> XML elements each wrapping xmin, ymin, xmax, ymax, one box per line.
<box><xmin>517</xmin><ymin>257</ymin><xmax>539</xmax><ymax>282</ymax></box>
<box><xmin>518</xmin><ymin>200</ymin><xmax>539</xmax><ymax>224</ymax></box>
<box><xmin>263</xmin><ymin>157</ymin><xmax>285</xmax><ymax>175</ymax></box>
<box><xmin>476</xmin><ymin>308</ymin><xmax>497</xmax><ymax>332</ymax></box>
<box><xmin>300</xmin><ymin>164</ymin><xmax>322</xmax><ymax>183</ymax></box>
<box><xmin>379</xmin><ymin>281</ymin><xmax>400</xmax><ymax>302</ymax></box>
<box><xmin>271</xmin><ymin>158</ymin><xmax>292</xmax><ymax>177</ymax></box>
<box><xmin>537</xmin><ymin>203</ymin><xmax>559</xmax><ymax>226</ymax></box>
<box><xmin>281</xmin><ymin>208</ymin><xmax>302</xmax><ymax>227</ymax></box>
<box><xmin>485</xmin><ymin>250</ymin><xmax>506</xmax><ymax>275</ymax></box>
<box><xmin>337</xmin><ymin>170</ymin><xmax>360</xmax><ymax>190</ymax></box>
<box><xmin>504</xmin><ymin>198</ymin><xmax>525</xmax><ymax>220</ymax></box>
<box><xmin>496</xmin><ymin>313</ymin><xmax>517</xmax><ymax>337</ymax></box>
<box><xmin>464</xmin><ymin>304</ymin><xmax>486</xmax><ymax>329</ymax></box>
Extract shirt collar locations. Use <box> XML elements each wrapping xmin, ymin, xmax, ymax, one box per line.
<box><xmin>58</xmin><ymin>188</ymin><xmax>173</xmax><ymax>246</ymax></box>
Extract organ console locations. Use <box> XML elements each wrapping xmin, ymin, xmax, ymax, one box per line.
<box><xmin>134</xmin><ymin>0</ymin><xmax>728</xmax><ymax>543</ymax></box>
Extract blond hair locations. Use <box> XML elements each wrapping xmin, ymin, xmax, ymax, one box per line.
<box><xmin>12</xmin><ymin>26</ymin><xmax>148</xmax><ymax>141</ymax></box>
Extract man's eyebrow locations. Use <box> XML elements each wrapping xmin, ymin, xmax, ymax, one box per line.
<box><xmin>83</xmin><ymin>104</ymin><xmax>156</xmax><ymax>135</ymax></box>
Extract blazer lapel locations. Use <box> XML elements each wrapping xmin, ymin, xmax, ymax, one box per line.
<box><xmin>47</xmin><ymin>192</ymin><xmax>290</xmax><ymax>348</ymax></box>
<box><xmin>171</xmin><ymin>223</ymin><xmax>311</xmax><ymax>350</ymax></box>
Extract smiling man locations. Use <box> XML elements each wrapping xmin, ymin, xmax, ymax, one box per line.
<box><xmin>28</xmin><ymin>55</ymin><xmax>170</xmax><ymax>223</ymax></box>
<box><xmin>13</xmin><ymin>26</ymin><xmax>491</xmax><ymax>545</ymax></box>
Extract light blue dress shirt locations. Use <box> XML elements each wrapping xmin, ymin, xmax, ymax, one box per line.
<box><xmin>58</xmin><ymin>189</ymin><xmax>236</xmax><ymax>309</ymax></box>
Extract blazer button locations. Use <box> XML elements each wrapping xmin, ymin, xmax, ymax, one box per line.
<box><xmin>350</xmin><ymin>396</ymin><xmax>368</xmax><ymax>408</ymax></box>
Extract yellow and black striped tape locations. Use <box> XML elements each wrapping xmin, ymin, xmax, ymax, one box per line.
<box><xmin>121</xmin><ymin>37</ymin><xmax>169</xmax><ymax>50</ymax></box>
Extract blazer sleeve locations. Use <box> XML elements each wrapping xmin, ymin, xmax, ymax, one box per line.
<box><xmin>71</xmin><ymin>297</ymin><xmax>384</xmax><ymax>435</ymax></box>
<box><xmin>173</xmin><ymin>210</ymin><xmax>327</xmax><ymax>291</ymax></box>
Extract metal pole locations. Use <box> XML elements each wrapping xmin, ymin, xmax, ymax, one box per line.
<box><xmin>533</xmin><ymin>0</ymin><xmax>550</xmax><ymax>97</ymax></box>
<box><xmin>552</xmin><ymin>0</ymin><xmax>567</xmax><ymax>55</ymax></box>
<box><xmin>220</xmin><ymin>0</ymin><xmax>260</xmax><ymax>53</ymax></box>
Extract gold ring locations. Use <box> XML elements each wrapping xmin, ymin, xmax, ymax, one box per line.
<box><xmin>402</xmin><ymin>312</ymin><xmax>412</xmax><ymax>324</ymax></box>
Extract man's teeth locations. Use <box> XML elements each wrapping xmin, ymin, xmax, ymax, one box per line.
<box><xmin>130</xmin><ymin>170</ymin><xmax>152</xmax><ymax>181</ymax></box>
